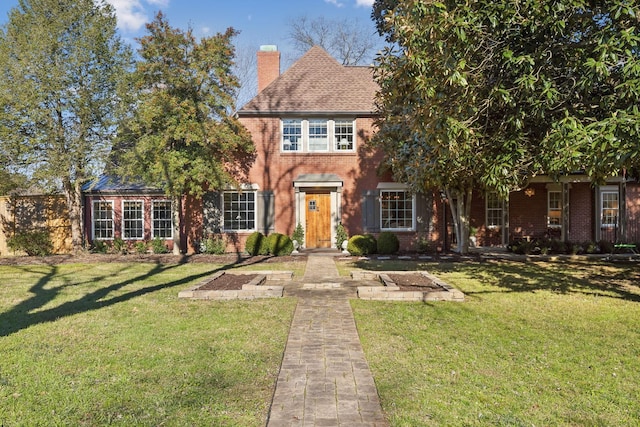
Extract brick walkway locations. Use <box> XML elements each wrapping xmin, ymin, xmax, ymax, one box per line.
<box><xmin>266</xmin><ymin>253</ymin><xmax>388</xmax><ymax>426</ymax></box>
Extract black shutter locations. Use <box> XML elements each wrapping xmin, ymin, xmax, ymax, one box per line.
<box><xmin>362</xmin><ymin>190</ymin><xmax>380</xmax><ymax>233</ymax></box>
<box><xmin>257</xmin><ymin>191</ymin><xmax>275</xmax><ymax>235</ymax></box>
<box><xmin>202</xmin><ymin>191</ymin><xmax>222</xmax><ymax>234</ymax></box>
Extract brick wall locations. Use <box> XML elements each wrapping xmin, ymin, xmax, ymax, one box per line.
<box><xmin>567</xmin><ymin>182</ymin><xmax>593</xmax><ymax>243</ymax></box>
<box><xmin>625</xmin><ymin>182</ymin><xmax>640</xmax><ymax>243</ymax></box>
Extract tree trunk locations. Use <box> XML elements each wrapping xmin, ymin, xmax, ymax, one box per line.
<box><xmin>63</xmin><ymin>178</ymin><xmax>84</xmax><ymax>253</ymax></box>
<box><xmin>172</xmin><ymin>195</ymin><xmax>182</xmax><ymax>255</ymax></box>
<box><xmin>446</xmin><ymin>187</ymin><xmax>473</xmax><ymax>254</ymax></box>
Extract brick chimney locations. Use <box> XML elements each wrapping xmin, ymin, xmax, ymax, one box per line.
<box><xmin>257</xmin><ymin>45</ymin><xmax>280</xmax><ymax>93</ymax></box>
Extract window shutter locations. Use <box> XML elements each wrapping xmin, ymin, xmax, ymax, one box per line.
<box><xmin>257</xmin><ymin>191</ymin><xmax>275</xmax><ymax>235</ymax></box>
<box><xmin>415</xmin><ymin>192</ymin><xmax>433</xmax><ymax>233</ymax></box>
<box><xmin>362</xmin><ymin>190</ymin><xmax>380</xmax><ymax>233</ymax></box>
<box><xmin>202</xmin><ymin>191</ymin><xmax>222</xmax><ymax>234</ymax></box>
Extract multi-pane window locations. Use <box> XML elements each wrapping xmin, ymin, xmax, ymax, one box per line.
<box><xmin>308</xmin><ymin>119</ymin><xmax>328</xmax><ymax>151</ymax></box>
<box><xmin>122</xmin><ymin>201</ymin><xmax>144</xmax><ymax>239</ymax></box>
<box><xmin>282</xmin><ymin>119</ymin><xmax>302</xmax><ymax>151</ymax></box>
<box><xmin>601</xmin><ymin>191</ymin><xmax>619</xmax><ymax>227</ymax></box>
<box><xmin>548</xmin><ymin>191</ymin><xmax>562</xmax><ymax>227</ymax></box>
<box><xmin>152</xmin><ymin>201</ymin><xmax>173</xmax><ymax>238</ymax></box>
<box><xmin>93</xmin><ymin>201</ymin><xmax>114</xmax><ymax>240</ymax></box>
<box><xmin>334</xmin><ymin>120</ymin><xmax>354</xmax><ymax>151</ymax></box>
<box><xmin>486</xmin><ymin>192</ymin><xmax>504</xmax><ymax>228</ymax></box>
<box><xmin>380</xmin><ymin>190</ymin><xmax>414</xmax><ymax>230</ymax></box>
<box><xmin>223</xmin><ymin>191</ymin><xmax>256</xmax><ymax>231</ymax></box>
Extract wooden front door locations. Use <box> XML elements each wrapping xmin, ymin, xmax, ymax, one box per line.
<box><xmin>305</xmin><ymin>193</ymin><xmax>331</xmax><ymax>248</ymax></box>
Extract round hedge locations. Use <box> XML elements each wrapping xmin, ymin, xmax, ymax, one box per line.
<box><xmin>245</xmin><ymin>231</ymin><xmax>265</xmax><ymax>256</ymax></box>
<box><xmin>377</xmin><ymin>231</ymin><xmax>399</xmax><ymax>254</ymax></box>
<box><xmin>347</xmin><ymin>234</ymin><xmax>377</xmax><ymax>256</ymax></box>
<box><xmin>266</xmin><ymin>233</ymin><xmax>294</xmax><ymax>256</ymax></box>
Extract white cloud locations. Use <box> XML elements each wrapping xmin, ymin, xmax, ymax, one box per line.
<box><xmin>324</xmin><ymin>0</ymin><xmax>345</xmax><ymax>8</ymax></box>
<box><xmin>105</xmin><ymin>0</ymin><xmax>169</xmax><ymax>32</ymax></box>
<box><xmin>355</xmin><ymin>0</ymin><xmax>374</xmax><ymax>6</ymax></box>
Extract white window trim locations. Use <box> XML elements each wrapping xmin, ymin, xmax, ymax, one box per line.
<box><xmin>280</xmin><ymin>118</ymin><xmax>356</xmax><ymax>153</ymax></box>
<box><xmin>92</xmin><ymin>200</ymin><xmax>114</xmax><ymax>241</ymax></box>
<box><xmin>151</xmin><ymin>200</ymin><xmax>173</xmax><ymax>239</ymax></box>
<box><xmin>547</xmin><ymin>191</ymin><xmax>562</xmax><ymax>229</ymax></box>
<box><xmin>379</xmin><ymin>188</ymin><xmax>416</xmax><ymax>232</ymax></box>
<box><xmin>121</xmin><ymin>200</ymin><xmax>145</xmax><ymax>240</ymax></box>
<box><xmin>599</xmin><ymin>186</ymin><xmax>619</xmax><ymax>228</ymax></box>
<box><xmin>222</xmin><ymin>190</ymin><xmax>257</xmax><ymax>232</ymax></box>
<box><xmin>485</xmin><ymin>192</ymin><xmax>505</xmax><ymax>229</ymax></box>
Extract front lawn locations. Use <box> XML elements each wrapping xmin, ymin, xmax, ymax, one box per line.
<box><xmin>349</xmin><ymin>259</ymin><xmax>640</xmax><ymax>426</ymax></box>
<box><xmin>0</xmin><ymin>262</ymin><xmax>296</xmax><ymax>426</ymax></box>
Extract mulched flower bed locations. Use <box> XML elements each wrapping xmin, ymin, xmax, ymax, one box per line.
<box><xmin>196</xmin><ymin>274</ymin><xmax>259</xmax><ymax>291</ymax></box>
<box><xmin>387</xmin><ymin>273</ymin><xmax>443</xmax><ymax>291</ymax></box>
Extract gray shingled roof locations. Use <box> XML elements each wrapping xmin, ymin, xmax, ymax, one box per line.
<box><xmin>238</xmin><ymin>46</ymin><xmax>378</xmax><ymax>116</ymax></box>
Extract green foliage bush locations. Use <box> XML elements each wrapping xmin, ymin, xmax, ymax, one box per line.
<box><xmin>245</xmin><ymin>231</ymin><xmax>265</xmax><ymax>256</ymax></box>
<box><xmin>151</xmin><ymin>237</ymin><xmax>169</xmax><ymax>254</ymax></box>
<box><xmin>292</xmin><ymin>223</ymin><xmax>304</xmax><ymax>247</ymax></box>
<box><xmin>134</xmin><ymin>241</ymin><xmax>148</xmax><ymax>254</ymax></box>
<box><xmin>200</xmin><ymin>235</ymin><xmax>226</xmax><ymax>255</ymax></box>
<box><xmin>92</xmin><ymin>240</ymin><xmax>108</xmax><ymax>254</ymax></box>
<box><xmin>347</xmin><ymin>234</ymin><xmax>377</xmax><ymax>256</ymax></box>
<box><xmin>266</xmin><ymin>233</ymin><xmax>294</xmax><ymax>256</ymax></box>
<box><xmin>335</xmin><ymin>223</ymin><xmax>348</xmax><ymax>249</ymax></box>
<box><xmin>7</xmin><ymin>231</ymin><xmax>53</xmax><ymax>256</ymax></box>
<box><xmin>113</xmin><ymin>237</ymin><xmax>125</xmax><ymax>254</ymax></box>
<box><xmin>377</xmin><ymin>231</ymin><xmax>400</xmax><ymax>254</ymax></box>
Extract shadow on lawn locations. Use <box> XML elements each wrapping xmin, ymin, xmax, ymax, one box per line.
<box><xmin>349</xmin><ymin>258</ymin><xmax>640</xmax><ymax>302</ymax></box>
<box><xmin>0</xmin><ymin>257</ymin><xmax>275</xmax><ymax>337</ymax></box>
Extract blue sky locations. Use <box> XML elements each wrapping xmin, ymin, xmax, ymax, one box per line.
<box><xmin>0</xmin><ymin>0</ymin><xmax>379</xmax><ymax>58</ymax></box>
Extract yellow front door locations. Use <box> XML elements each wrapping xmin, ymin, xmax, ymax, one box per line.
<box><xmin>305</xmin><ymin>193</ymin><xmax>331</xmax><ymax>248</ymax></box>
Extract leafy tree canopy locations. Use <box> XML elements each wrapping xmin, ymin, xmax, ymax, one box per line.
<box><xmin>372</xmin><ymin>0</ymin><xmax>640</xmax><ymax>252</ymax></box>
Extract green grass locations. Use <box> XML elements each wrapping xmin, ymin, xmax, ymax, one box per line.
<box><xmin>0</xmin><ymin>262</ymin><xmax>296</xmax><ymax>426</ymax></box>
<box><xmin>349</xmin><ymin>259</ymin><xmax>640</xmax><ymax>426</ymax></box>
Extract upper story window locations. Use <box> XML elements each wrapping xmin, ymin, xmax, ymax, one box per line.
<box><xmin>282</xmin><ymin>119</ymin><xmax>302</xmax><ymax>151</ymax></box>
<box><xmin>281</xmin><ymin>119</ymin><xmax>355</xmax><ymax>153</ymax></box>
<box><xmin>122</xmin><ymin>200</ymin><xmax>144</xmax><ymax>239</ymax></box>
<box><xmin>486</xmin><ymin>192</ymin><xmax>504</xmax><ymax>228</ymax></box>
<box><xmin>380</xmin><ymin>189</ymin><xmax>415</xmax><ymax>231</ymax></box>
<box><xmin>223</xmin><ymin>191</ymin><xmax>256</xmax><ymax>231</ymax></box>
<box><xmin>93</xmin><ymin>201</ymin><xmax>114</xmax><ymax>240</ymax></box>
<box><xmin>152</xmin><ymin>200</ymin><xmax>173</xmax><ymax>239</ymax></box>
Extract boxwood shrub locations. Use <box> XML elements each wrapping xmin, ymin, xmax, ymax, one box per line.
<box><xmin>377</xmin><ymin>231</ymin><xmax>399</xmax><ymax>254</ymax></box>
<box><xmin>347</xmin><ymin>234</ymin><xmax>377</xmax><ymax>256</ymax></box>
<box><xmin>245</xmin><ymin>231</ymin><xmax>265</xmax><ymax>256</ymax></box>
<box><xmin>266</xmin><ymin>233</ymin><xmax>294</xmax><ymax>256</ymax></box>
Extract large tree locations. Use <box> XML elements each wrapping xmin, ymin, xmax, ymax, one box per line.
<box><xmin>0</xmin><ymin>0</ymin><xmax>131</xmax><ymax>251</ymax></box>
<box><xmin>116</xmin><ymin>13</ymin><xmax>254</xmax><ymax>254</ymax></box>
<box><xmin>372</xmin><ymin>0</ymin><xmax>640</xmax><ymax>253</ymax></box>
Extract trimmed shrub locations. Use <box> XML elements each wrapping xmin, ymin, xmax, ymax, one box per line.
<box><xmin>151</xmin><ymin>237</ymin><xmax>169</xmax><ymax>254</ymax></box>
<box><xmin>7</xmin><ymin>231</ymin><xmax>53</xmax><ymax>256</ymax></box>
<box><xmin>266</xmin><ymin>233</ymin><xmax>294</xmax><ymax>256</ymax></box>
<box><xmin>292</xmin><ymin>223</ymin><xmax>304</xmax><ymax>248</ymax></box>
<box><xmin>245</xmin><ymin>231</ymin><xmax>265</xmax><ymax>256</ymax></box>
<box><xmin>335</xmin><ymin>223</ymin><xmax>348</xmax><ymax>249</ymax></box>
<box><xmin>377</xmin><ymin>231</ymin><xmax>400</xmax><ymax>254</ymax></box>
<box><xmin>200</xmin><ymin>235</ymin><xmax>226</xmax><ymax>255</ymax></box>
<box><xmin>347</xmin><ymin>234</ymin><xmax>377</xmax><ymax>256</ymax></box>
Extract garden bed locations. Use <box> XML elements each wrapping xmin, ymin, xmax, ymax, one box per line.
<box><xmin>178</xmin><ymin>271</ymin><xmax>286</xmax><ymax>300</ymax></box>
<box><xmin>355</xmin><ymin>271</ymin><xmax>464</xmax><ymax>302</ymax></box>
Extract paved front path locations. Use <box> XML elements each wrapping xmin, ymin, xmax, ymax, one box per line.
<box><xmin>267</xmin><ymin>254</ymin><xmax>388</xmax><ymax>426</ymax></box>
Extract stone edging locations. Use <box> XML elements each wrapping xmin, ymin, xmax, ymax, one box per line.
<box><xmin>178</xmin><ymin>271</ymin><xmax>290</xmax><ymax>300</ymax></box>
<box><xmin>353</xmin><ymin>271</ymin><xmax>465</xmax><ymax>302</ymax></box>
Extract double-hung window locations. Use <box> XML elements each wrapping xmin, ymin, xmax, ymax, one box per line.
<box><xmin>600</xmin><ymin>187</ymin><xmax>619</xmax><ymax>228</ymax></box>
<box><xmin>547</xmin><ymin>191</ymin><xmax>562</xmax><ymax>228</ymax></box>
<box><xmin>223</xmin><ymin>191</ymin><xmax>256</xmax><ymax>231</ymax></box>
<box><xmin>380</xmin><ymin>190</ymin><xmax>414</xmax><ymax>231</ymax></box>
<box><xmin>152</xmin><ymin>201</ymin><xmax>173</xmax><ymax>238</ymax></box>
<box><xmin>486</xmin><ymin>192</ymin><xmax>504</xmax><ymax>228</ymax></box>
<box><xmin>93</xmin><ymin>201</ymin><xmax>114</xmax><ymax>240</ymax></box>
<box><xmin>308</xmin><ymin>119</ymin><xmax>328</xmax><ymax>152</ymax></box>
<box><xmin>282</xmin><ymin>119</ymin><xmax>302</xmax><ymax>151</ymax></box>
<box><xmin>122</xmin><ymin>201</ymin><xmax>144</xmax><ymax>239</ymax></box>
<box><xmin>334</xmin><ymin>120</ymin><xmax>354</xmax><ymax>151</ymax></box>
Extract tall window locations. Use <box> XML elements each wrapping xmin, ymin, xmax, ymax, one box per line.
<box><xmin>152</xmin><ymin>201</ymin><xmax>173</xmax><ymax>238</ymax></box>
<box><xmin>122</xmin><ymin>201</ymin><xmax>144</xmax><ymax>239</ymax></box>
<box><xmin>548</xmin><ymin>191</ymin><xmax>562</xmax><ymax>227</ymax></box>
<box><xmin>282</xmin><ymin>119</ymin><xmax>302</xmax><ymax>151</ymax></box>
<box><xmin>486</xmin><ymin>192</ymin><xmax>504</xmax><ymax>228</ymax></box>
<box><xmin>223</xmin><ymin>191</ymin><xmax>256</xmax><ymax>231</ymax></box>
<box><xmin>380</xmin><ymin>190</ymin><xmax>414</xmax><ymax>230</ymax></box>
<box><xmin>308</xmin><ymin>119</ymin><xmax>328</xmax><ymax>151</ymax></box>
<box><xmin>601</xmin><ymin>190</ymin><xmax>619</xmax><ymax>228</ymax></box>
<box><xmin>334</xmin><ymin>120</ymin><xmax>354</xmax><ymax>151</ymax></box>
<box><xmin>93</xmin><ymin>201</ymin><xmax>113</xmax><ymax>240</ymax></box>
